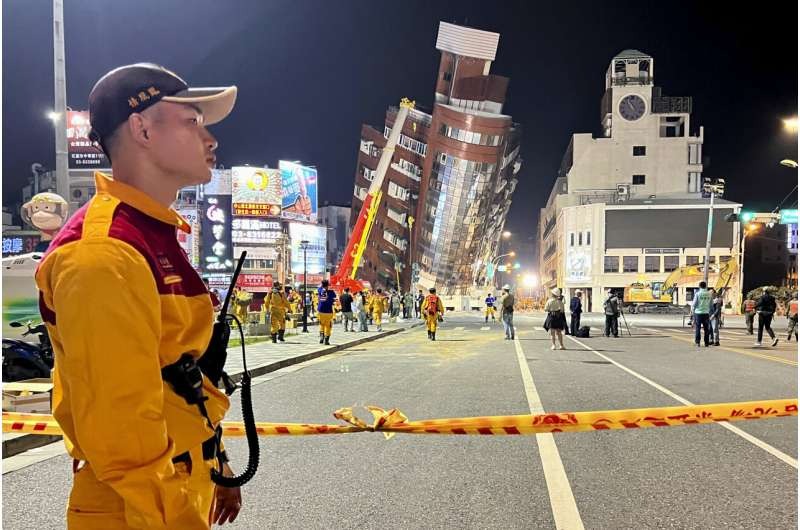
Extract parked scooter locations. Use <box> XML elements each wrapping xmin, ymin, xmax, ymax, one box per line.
<box><xmin>2</xmin><ymin>320</ymin><xmax>53</xmax><ymax>382</ymax></box>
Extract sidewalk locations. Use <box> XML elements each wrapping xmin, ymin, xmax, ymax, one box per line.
<box><xmin>2</xmin><ymin>318</ymin><xmax>423</xmax><ymax>459</ymax></box>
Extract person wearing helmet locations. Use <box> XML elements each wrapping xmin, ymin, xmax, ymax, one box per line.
<box><xmin>421</xmin><ymin>287</ymin><xmax>445</xmax><ymax>340</ymax></box>
<box><xmin>265</xmin><ymin>282</ymin><xmax>291</xmax><ymax>343</ymax></box>
<box><xmin>317</xmin><ymin>279</ymin><xmax>337</xmax><ymax>345</ymax></box>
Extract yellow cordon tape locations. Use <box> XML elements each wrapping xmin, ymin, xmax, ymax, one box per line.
<box><xmin>4</xmin><ymin>399</ymin><xmax>796</xmax><ymax>440</ymax></box>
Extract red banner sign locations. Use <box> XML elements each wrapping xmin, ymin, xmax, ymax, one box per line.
<box><xmin>236</xmin><ymin>273</ymin><xmax>273</xmax><ymax>291</ymax></box>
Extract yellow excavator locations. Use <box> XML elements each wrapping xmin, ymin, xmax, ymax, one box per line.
<box><xmin>623</xmin><ymin>260</ymin><xmax>738</xmax><ymax>311</ymax></box>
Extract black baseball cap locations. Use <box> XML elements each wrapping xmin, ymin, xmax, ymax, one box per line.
<box><xmin>88</xmin><ymin>62</ymin><xmax>237</xmax><ymax>150</ymax></box>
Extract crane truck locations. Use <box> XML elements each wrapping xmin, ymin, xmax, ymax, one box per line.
<box><xmin>329</xmin><ymin>98</ymin><xmax>415</xmax><ymax>294</ymax></box>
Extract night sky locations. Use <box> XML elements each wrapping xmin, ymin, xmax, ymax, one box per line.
<box><xmin>3</xmin><ymin>1</ymin><xmax>797</xmax><ymax>266</ymax></box>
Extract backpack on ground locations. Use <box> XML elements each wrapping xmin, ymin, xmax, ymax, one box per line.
<box><xmin>576</xmin><ymin>326</ymin><xmax>591</xmax><ymax>338</ymax></box>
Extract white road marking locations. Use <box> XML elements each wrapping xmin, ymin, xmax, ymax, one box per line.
<box><xmin>480</xmin><ymin>326</ymin><xmax>490</xmax><ymax>331</ymax></box>
<box><xmin>567</xmin><ymin>335</ymin><xmax>798</xmax><ymax>469</ymax></box>
<box><xmin>514</xmin><ymin>332</ymin><xmax>585</xmax><ymax>529</ymax></box>
<box><xmin>454</xmin><ymin>326</ymin><xmax>465</xmax><ymax>331</ymax></box>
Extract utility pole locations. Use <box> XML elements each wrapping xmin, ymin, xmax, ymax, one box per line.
<box><xmin>702</xmin><ymin>178</ymin><xmax>725</xmax><ymax>284</ymax></box>
<box><xmin>53</xmin><ymin>0</ymin><xmax>69</xmax><ymax>201</ymax></box>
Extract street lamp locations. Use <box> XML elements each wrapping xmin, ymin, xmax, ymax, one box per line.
<box><xmin>299</xmin><ymin>239</ymin><xmax>309</xmax><ymax>333</ymax></box>
<box><xmin>780</xmin><ymin>159</ymin><xmax>798</xmax><ymax>169</ymax></box>
<box><xmin>47</xmin><ymin>111</ymin><xmax>60</xmax><ymax>124</ymax></box>
<box><xmin>502</xmin><ymin>231</ymin><xmax>512</xmax><ymax>239</ymax></box>
<box><xmin>489</xmin><ymin>251</ymin><xmax>516</xmax><ymax>289</ymax></box>
<box><xmin>523</xmin><ymin>273</ymin><xmax>538</xmax><ymax>298</ymax></box>
<box><xmin>701</xmin><ymin>178</ymin><xmax>725</xmax><ymax>284</ymax></box>
<box><xmin>783</xmin><ymin>117</ymin><xmax>798</xmax><ymax>133</ymax></box>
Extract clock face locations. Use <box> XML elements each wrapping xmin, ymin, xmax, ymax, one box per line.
<box><xmin>618</xmin><ymin>95</ymin><xmax>646</xmax><ymax>121</ymax></box>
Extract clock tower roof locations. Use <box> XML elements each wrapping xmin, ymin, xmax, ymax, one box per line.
<box><xmin>614</xmin><ymin>49</ymin><xmax>651</xmax><ymax>59</ymax></box>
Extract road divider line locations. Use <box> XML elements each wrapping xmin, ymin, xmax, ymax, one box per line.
<box><xmin>514</xmin><ymin>331</ymin><xmax>585</xmax><ymax>530</ymax></box>
<box><xmin>639</xmin><ymin>327</ymin><xmax>797</xmax><ymax>366</ymax></box>
<box><xmin>567</xmin><ymin>335</ymin><xmax>799</xmax><ymax>469</ymax></box>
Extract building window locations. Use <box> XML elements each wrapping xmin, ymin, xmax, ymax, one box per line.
<box><xmin>686</xmin><ymin>256</ymin><xmax>700</xmax><ymax>265</ymax></box>
<box><xmin>645</xmin><ymin>256</ymin><xmax>660</xmax><ymax>273</ymax></box>
<box><xmin>623</xmin><ymin>256</ymin><xmax>638</xmax><ymax>273</ymax></box>
<box><xmin>604</xmin><ymin>256</ymin><xmax>619</xmax><ymax>273</ymax></box>
<box><xmin>569</xmin><ymin>232</ymin><xmax>575</xmax><ymax>247</ymax></box>
<box><xmin>578</xmin><ymin>232</ymin><xmax>583</xmax><ymax>246</ymax></box>
<box><xmin>443</xmin><ymin>71</ymin><xmax>452</xmax><ymax>82</ymax></box>
<box><xmin>664</xmin><ymin>256</ymin><xmax>679</xmax><ymax>272</ymax></box>
<box><xmin>688</xmin><ymin>143</ymin><xmax>702</xmax><ymax>164</ymax></box>
<box><xmin>632</xmin><ymin>174</ymin><xmax>646</xmax><ymax>185</ymax></box>
<box><xmin>633</xmin><ymin>146</ymin><xmax>646</xmax><ymax>156</ymax></box>
<box><xmin>586</xmin><ymin>231</ymin><xmax>591</xmax><ymax>246</ymax></box>
<box><xmin>387</xmin><ymin>181</ymin><xmax>408</xmax><ymax>201</ymax></box>
<box><xmin>707</xmin><ymin>255</ymin><xmax>716</xmax><ymax>264</ymax></box>
<box><xmin>439</xmin><ymin>122</ymin><xmax>503</xmax><ymax>146</ymax></box>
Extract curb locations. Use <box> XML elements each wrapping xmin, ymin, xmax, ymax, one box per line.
<box><xmin>2</xmin><ymin>322</ymin><xmax>424</xmax><ymax>459</ymax></box>
<box><xmin>228</xmin><ymin>322</ymin><xmax>424</xmax><ymax>382</ymax></box>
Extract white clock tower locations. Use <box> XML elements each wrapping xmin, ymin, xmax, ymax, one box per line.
<box><xmin>601</xmin><ymin>49</ymin><xmax>655</xmax><ymax>138</ymax></box>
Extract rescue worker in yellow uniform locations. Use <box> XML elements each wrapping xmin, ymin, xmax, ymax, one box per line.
<box><xmin>35</xmin><ymin>63</ymin><xmax>242</xmax><ymax>528</ymax></box>
<box><xmin>370</xmin><ymin>288</ymin><xmax>388</xmax><ymax>331</ymax></box>
<box><xmin>421</xmin><ymin>287</ymin><xmax>445</xmax><ymax>340</ymax></box>
<box><xmin>232</xmin><ymin>286</ymin><xmax>252</xmax><ymax>326</ymax></box>
<box><xmin>287</xmin><ymin>288</ymin><xmax>301</xmax><ymax>315</ymax></box>
<box><xmin>264</xmin><ymin>282</ymin><xmax>291</xmax><ymax>343</ymax></box>
<box><xmin>317</xmin><ymin>279</ymin><xmax>337</xmax><ymax>345</ymax></box>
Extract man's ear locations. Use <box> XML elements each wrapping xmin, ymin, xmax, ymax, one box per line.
<box><xmin>127</xmin><ymin>113</ymin><xmax>151</xmax><ymax>148</ymax></box>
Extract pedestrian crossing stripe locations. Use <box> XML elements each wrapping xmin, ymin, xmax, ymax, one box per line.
<box><xmin>481</xmin><ymin>326</ymin><xmax>490</xmax><ymax>331</ymax></box>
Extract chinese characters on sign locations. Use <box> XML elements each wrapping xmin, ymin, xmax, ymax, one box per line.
<box><xmin>200</xmin><ymin>195</ymin><xmax>234</xmax><ymax>273</ymax></box>
<box><xmin>231</xmin><ymin>218</ymin><xmax>282</xmax><ymax>244</ymax></box>
<box><xmin>177</xmin><ymin>208</ymin><xmax>199</xmax><ymax>268</ymax></box>
<box><xmin>66</xmin><ymin>110</ymin><xmax>110</xmax><ymax>170</ymax></box>
<box><xmin>1</xmin><ymin>235</ymin><xmax>42</xmax><ymax>257</ymax></box>
<box><xmin>236</xmin><ymin>273</ymin><xmax>274</xmax><ymax>290</ymax></box>
<box><xmin>232</xmin><ymin>167</ymin><xmax>282</xmax><ymax>217</ymax></box>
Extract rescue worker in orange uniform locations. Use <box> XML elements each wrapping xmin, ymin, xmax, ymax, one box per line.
<box><xmin>35</xmin><ymin>63</ymin><xmax>242</xmax><ymax>528</ymax></box>
<box><xmin>421</xmin><ymin>287</ymin><xmax>445</xmax><ymax>340</ymax></box>
<box><xmin>265</xmin><ymin>282</ymin><xmax>291</xmax><ymax>343</ymax></box>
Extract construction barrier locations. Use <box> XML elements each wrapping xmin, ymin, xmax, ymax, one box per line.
<box><xmin>4</xmin><ymin>399</ymin><xmax>796</xmax><ymax>440</ymax></box>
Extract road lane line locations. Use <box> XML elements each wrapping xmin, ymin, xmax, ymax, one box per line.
<box><xmin>514</xmin><ymin>333</ymin><xmax>585</xmax><ymax>529</ymax></box>
<box><xmin>638</xmin><ymin>327</ymin><xmax>797</xmax><ymax>366</ymax></box>
<box><xmin>567</xmin><ymin>335</ymin><xmax>798</xmax><ymax>469</ymax></box>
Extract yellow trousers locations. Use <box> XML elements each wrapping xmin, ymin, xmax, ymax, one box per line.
<box><xmin>318</xmin><ymin>312</ymin><xmax>334</xmax><ymax>337</ymax></box>
<box><xmin>67</xmin><ymin>444</ymin><xmax>216</xmax><ymax>529</ymax></box>
<box><xmin>269</xmin><ymin>310</ymin><xmax>286</xmax><ymax>334</ymax></box>
<box><xmin>372</xmin><ymin>312</ymin><xmax>383</xmax><ymax>326</ymax></box>
<box><xmin>425</xmin><ymin>314</ymin><xmax>439</xmax><ymax>332</ymax></box>
<box><xmin>485</xmin><ymin>307</ymin><xmax>496</xmax><ymax>319</ymax></box>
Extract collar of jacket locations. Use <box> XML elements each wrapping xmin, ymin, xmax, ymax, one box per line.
<box><xmin>94</xmin><ymin>171</ymin><xmax>191</xmax><ymax>234</ymax></box>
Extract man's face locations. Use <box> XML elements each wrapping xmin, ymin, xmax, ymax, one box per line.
<box><xmin>144</xmin><ymin>102</ymin><xmax>218</xmax><ymax>187</ymax></box>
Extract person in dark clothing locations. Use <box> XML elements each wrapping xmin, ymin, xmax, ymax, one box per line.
<box><xmin>416</xmin><ymin>290</ymin><xmax>425</xmax><ymax>319</ymax></box>
<box><xmin>603</xmin><ymin>291</ymin><xmax>620</xmax><ymax>338</ymax></box>
<box><xmin>569</xmin><ymin>290</ymin><xmax>583</xmax><ymax>336</ymax></box>
<box><xmin>754</xmin><ymin>288</ymin><xmax>779</xmax><ymax>347</ymax></box>
<box><xmin>339</xmin><ymin>288</ymin><xmax>354</xmax><ymax>332</ymax></box>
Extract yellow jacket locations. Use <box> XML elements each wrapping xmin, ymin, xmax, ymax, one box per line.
<box><xmin>265</xmin><ymin>290</ymin><xmax>290</xmax><ymax>314</ymax></box>
<box><xmin>369</xmin><ymin>295</ymin><xmax>388</xmax><ymax>314</ymax></box>
<box><xmin>35</xmin><ymin>172</ymin><xmax>229</xmax><ymax>528</ymax></box>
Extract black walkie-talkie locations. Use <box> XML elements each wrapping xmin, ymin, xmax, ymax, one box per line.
<box><xmin>198</xmin><ymin>251</ymin><xmax>247</xmax><ymax>395</ymax></box>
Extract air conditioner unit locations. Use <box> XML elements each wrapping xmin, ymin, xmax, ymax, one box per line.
<box><xmin>617</xmin><ymin>184</ymin><xmax>630</xmax><ymax>200</ymax></box>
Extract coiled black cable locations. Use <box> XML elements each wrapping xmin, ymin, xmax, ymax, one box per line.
<box><xmin>210</xmin><ymin>313</ymin><xmax>259</xmax><ymax>487</ymax></box>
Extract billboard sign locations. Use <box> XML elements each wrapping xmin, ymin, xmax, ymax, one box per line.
<box><xmin>200</xmin><ymin>195</ymin><xmax>234</xmax><ymax>273</ymax></box>
<box><xmin>231</xmin><ymin>218</ymin><xmax>282</xmax><ymax>245</ymax></box>
<box><xmin>67</xmin><ymin>110</ymin><xmax>110</xmax><ymax>170</ymax></box>
<box><xmin>279</xmin><ymin>161</ymin><xmax>318</xmax><ymax>222</ymax></box>
<box><xmin>203</xmin><ymin>169</ymin><xmax>232</xmax><ymax>196</ymax></box>
<box><xmin>236</xmin><ymin>273</ymin><xmax>273</xmax><ymax>291</ymax></box>
<box><xmin>234</xmin><ymin>246</ymin><xmax>278</xmax><ymax>260</ymax></box>
<box><xmin>1</xmin><ymin>234</ymin><xmax>42</xmax><ymax>256</ymax></box>
<box><xmin>289</xmin><ymin>222</ymin><xmax>326</xmax><ymax>277</ymax></box>
<box><xmin>565</xmin><ymin>249</ymin><xmax>591</xmax><ymax>282</ymax></box>
<box><xmin>780</xmin><ymin>209</ymin><xmax>798</xmax><ymax>225</ymax></box>
<box><xmin>177</xmin><ymin>208</ymin><xmax>199</xmax><ymax>268</ymax></box>
<box><xmin>232</xmin><ymin>167</ymin><xmax>282</xmax><ymax>217</ymax></box>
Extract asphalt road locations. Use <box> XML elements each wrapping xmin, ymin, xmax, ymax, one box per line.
<box><xmin>3</xmin><ymin>313</ymin><xmax>797</xmax><ymax>529</ymax></box>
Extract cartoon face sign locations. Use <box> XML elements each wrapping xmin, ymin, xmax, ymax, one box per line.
<box><xmin>21</xmin><ymin>193</ymin><xmax>69</xmax><ymax>233</ymax></box>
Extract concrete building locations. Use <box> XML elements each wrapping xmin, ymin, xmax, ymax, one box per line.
<box><xmin>350</xmin><ymin>22</ymin><xmax>522</xmax><ymax>294</ymax></box>
<box><xmin>318</xmin><ymin>201</ymin><xmax>351</xmax><ymax>273</ymax></box>
<box><xmin>538</xmin><ymin>50</ymin><xmax>741</xmax><ymax>311</ymax></box>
